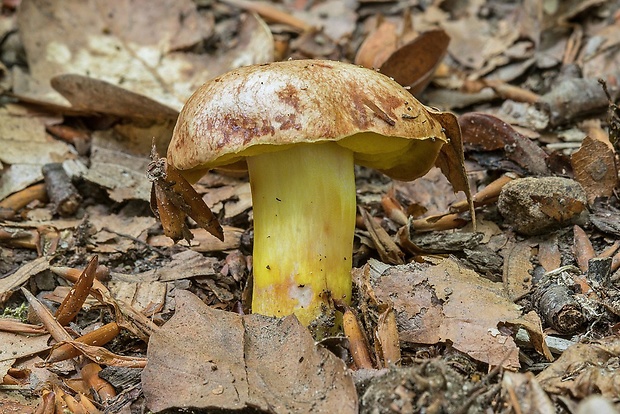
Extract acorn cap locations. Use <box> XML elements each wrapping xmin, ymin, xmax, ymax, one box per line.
<box><xmin>168</xmin><ymin>59</ymin><xmax>450</xmax><ymax>181</ymax></box>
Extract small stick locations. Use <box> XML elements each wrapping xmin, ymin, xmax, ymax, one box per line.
<box><xmin>451</xmin><ymin>173</ymin><xmax>517</xmax><ymax>213</ymax></box>
<box><xmin>0</xmin><ymin>183</ymin><xmax>47</xmax><ymax>216</ymax></box>
<box><xmin>42</xmin><ymin>163</ymin><xmax>81</xmax><ymax>217</ymax></box>
<box><xmin>220</xmin><ymin>0</ymin><xmax>313</xmax><ymax>32</ymax></box>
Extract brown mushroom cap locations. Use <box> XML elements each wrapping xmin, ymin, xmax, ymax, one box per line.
<box><xmin>168</xmin><ymin>59</ymin><xmax>449</xmax><ymax>181</ymax></box>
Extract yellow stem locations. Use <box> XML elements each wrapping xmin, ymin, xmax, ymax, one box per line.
<box><xmin>248</xmin><ymin>142</ymin><xmax>356</xmax><ymax>329</ymax></box>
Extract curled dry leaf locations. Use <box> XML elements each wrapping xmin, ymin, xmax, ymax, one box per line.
<box><xmin>459</xmin><ymin>112</ymin><xmax>549</xmax><ymax>175</ymax></box>
<box><xmin>571</xmin><ymin>134</ymin><xmax>618</xmax><ymax>204</ymax></box>
<box><xmin>148</xmin><ymin>146</ymin><xmax>224</xmax><ymax>243</ymax></box>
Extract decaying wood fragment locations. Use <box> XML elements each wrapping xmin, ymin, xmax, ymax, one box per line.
<box><xmin>538</xmin><ymin>77</ymin><xmax>611</xmax><ymax>127</ymax></box>
<box><xmin>42</xmin><ymin>162</ymin><xmax>82</xmax><ymax>216</ymax></box>
<box><xmin>586</xmin><ymin>257</ymin><xmax>612</xmax><ymax>285</ymax></box>
<box><xmin>533</xmin><ymin>276</ymin><xmax>585</xmax><ymax>334</ymax></box>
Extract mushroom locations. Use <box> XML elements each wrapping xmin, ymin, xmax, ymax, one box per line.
<box><xmin>167</xmin><ymin>59</ymin><xmax>461</xmax><ymax>331</ymax></box>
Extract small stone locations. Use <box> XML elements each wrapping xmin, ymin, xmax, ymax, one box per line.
<box><xmin>497</xmin><ymin>177</ymin><xmax>588</xmax><ymax>236</ymax></box>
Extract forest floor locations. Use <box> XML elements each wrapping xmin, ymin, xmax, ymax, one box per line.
<box><xmin>1</xmin><ymin>0</ymin><xmax>620</xmax><ymax>413</ymax></box>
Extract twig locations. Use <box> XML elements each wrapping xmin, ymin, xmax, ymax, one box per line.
<box><xmin>101</xmin><ymin>226</ymin><xmax>167</xmax><ymax>256</ymax></box>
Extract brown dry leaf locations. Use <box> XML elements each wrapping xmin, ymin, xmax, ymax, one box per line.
<box><xmin>537</xmin><ymin>336</ymin><xmax>620</xmax><ymax>399</ymax></box>
<box><xmin>394</xmin><ymin>167</ymin><xmax>464</xmax><ymax>217</ymax></box>
<box><xmin>148</xmin><ymin>150</ymin><xmax>224</xmax><ymax>242</ymax></box>
<box><xmin>379</xmin><ymin>29</ymin><xmax>450</xmax><ymax>95</ymax></box>
<box><xmin>538</xmin><ymin>235</ymin><xmax>562</xmax><ymax>272</ymax></box>
<box><xmin>359</xmin><ymin>207</ymin><xmax>404</xmax><ymax>265</ymax></box>
<box><xmin>146</xmin><ymin>226</ymin><xmax>243</xmax><ymax>252</ymax></box>
<box><xmin>142</xmin><ymin>289</ymin><xmax>357</xmax><ymax>413</ymax></box>
<box><xmin>502</xmin><ymin>372</ymin><xmax>556</xmax><ymax>414</ymax></box>
<box><xmin>441</xmin><ymin>0</ymin><xmax>520</xmax><ymax>72</ymax></box>
<box><xmin>292</xmin><ymin>0</ymin><xmax>357</xmax><ymax>42</ymax></box>
<box><xmin>459</xmin><ymin>112</ymin><xmax>549</xmax><ymax>175</ymax></box>
<box><xmin>86</xmin><ymin>206</ymin><xmax>155</xmax><ymax>253</ymax></box>
<box><xmin>366</xmin><ymin>257</ymin><xmax>522</xmax><ymax>369</ymax></box>
<box><xmin>107</xmin><ymin>280</ymin><xmax>166</xmax><ymax>317</ymax></box>
<box><xmin>355</xmin><ymin>20</ymin><xmax>404</xmax><ymax>69</ymax></box>
<box><xmin>124</xmin><ymin>250</ymin><xmax>218</xmax><ymax>282</ymax></box>
<box><xmin>571</xmin><ymin>135</ymin><xmax>618</xmax><ymax>204</ymax></box>
<box><xmin>16</xmin><ymin>0</ymin><xmax>274</xmax><ymax>110</ymax></box>
<box><xmin>432</xmin><ymin>111</ymin><xmax>475</xmax><ymax>223</ymax></box>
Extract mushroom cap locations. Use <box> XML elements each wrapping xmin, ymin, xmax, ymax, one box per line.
<box><xmin>168</xmin><ymin>59</ymin><xmax>450</xmax><ymax>181</ymax></box>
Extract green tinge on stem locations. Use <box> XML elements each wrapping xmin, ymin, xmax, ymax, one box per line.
<box><xmin>248</xmin><ymin>142</ymin><xmax>356</xmax><ymax>329</ymax></box>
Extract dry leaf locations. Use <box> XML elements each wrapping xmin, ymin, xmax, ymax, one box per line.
<box><xmin>142</xmin><ymin>290</ymin><xmax>357</xmax><ymax>413</ymax></box>
<box><xmin>380</xmin><ymin>29</ymin><xmax>450</xmax><ymax>95</ymax></box>
<box><xmin>365</xmin><ymin>257</ymin><xmax>523</xmax><ymax>369</ymax></box>
<box><xmin>537</xmin><ymin>336</ymin><xmax>620</xmax><ymax>399</ymax></box>
<box><xmin>501</xmin><ymin>240</ymin><xmax>534</xmax><ymax>301</ymax></box>
<box><xmin>459</xmin><ymin>112</ymin><xmax>549</xmax><ymax>175</ymax></box>
<box><xmin>571</xmin><ymin>135</ymin><xmax>618</xmax><ymax>204</ymax></box>
<box><xmin>0</xmin><ymin>107</ymin><xmax>75</xmax><ymax>200</ymax></box>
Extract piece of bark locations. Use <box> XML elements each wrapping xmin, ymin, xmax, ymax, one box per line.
<box><xmin>586</xmin><ymin>257</ymin><xmax>612</xmax><ymax>285</ymax></box>
<box><xmin>408</xmin><ymin>231</ymin><xmax>483</xmax><ymax>254</ymax></box>
<box><xmin>42</xmin><ymin>162</ymin><xmax>81</xmax><ymax>216</ymax></box>
<box><xmin>537</xmin><ymin>77</ymin><xmax>610</xmax><ymax>127</ymax></box>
